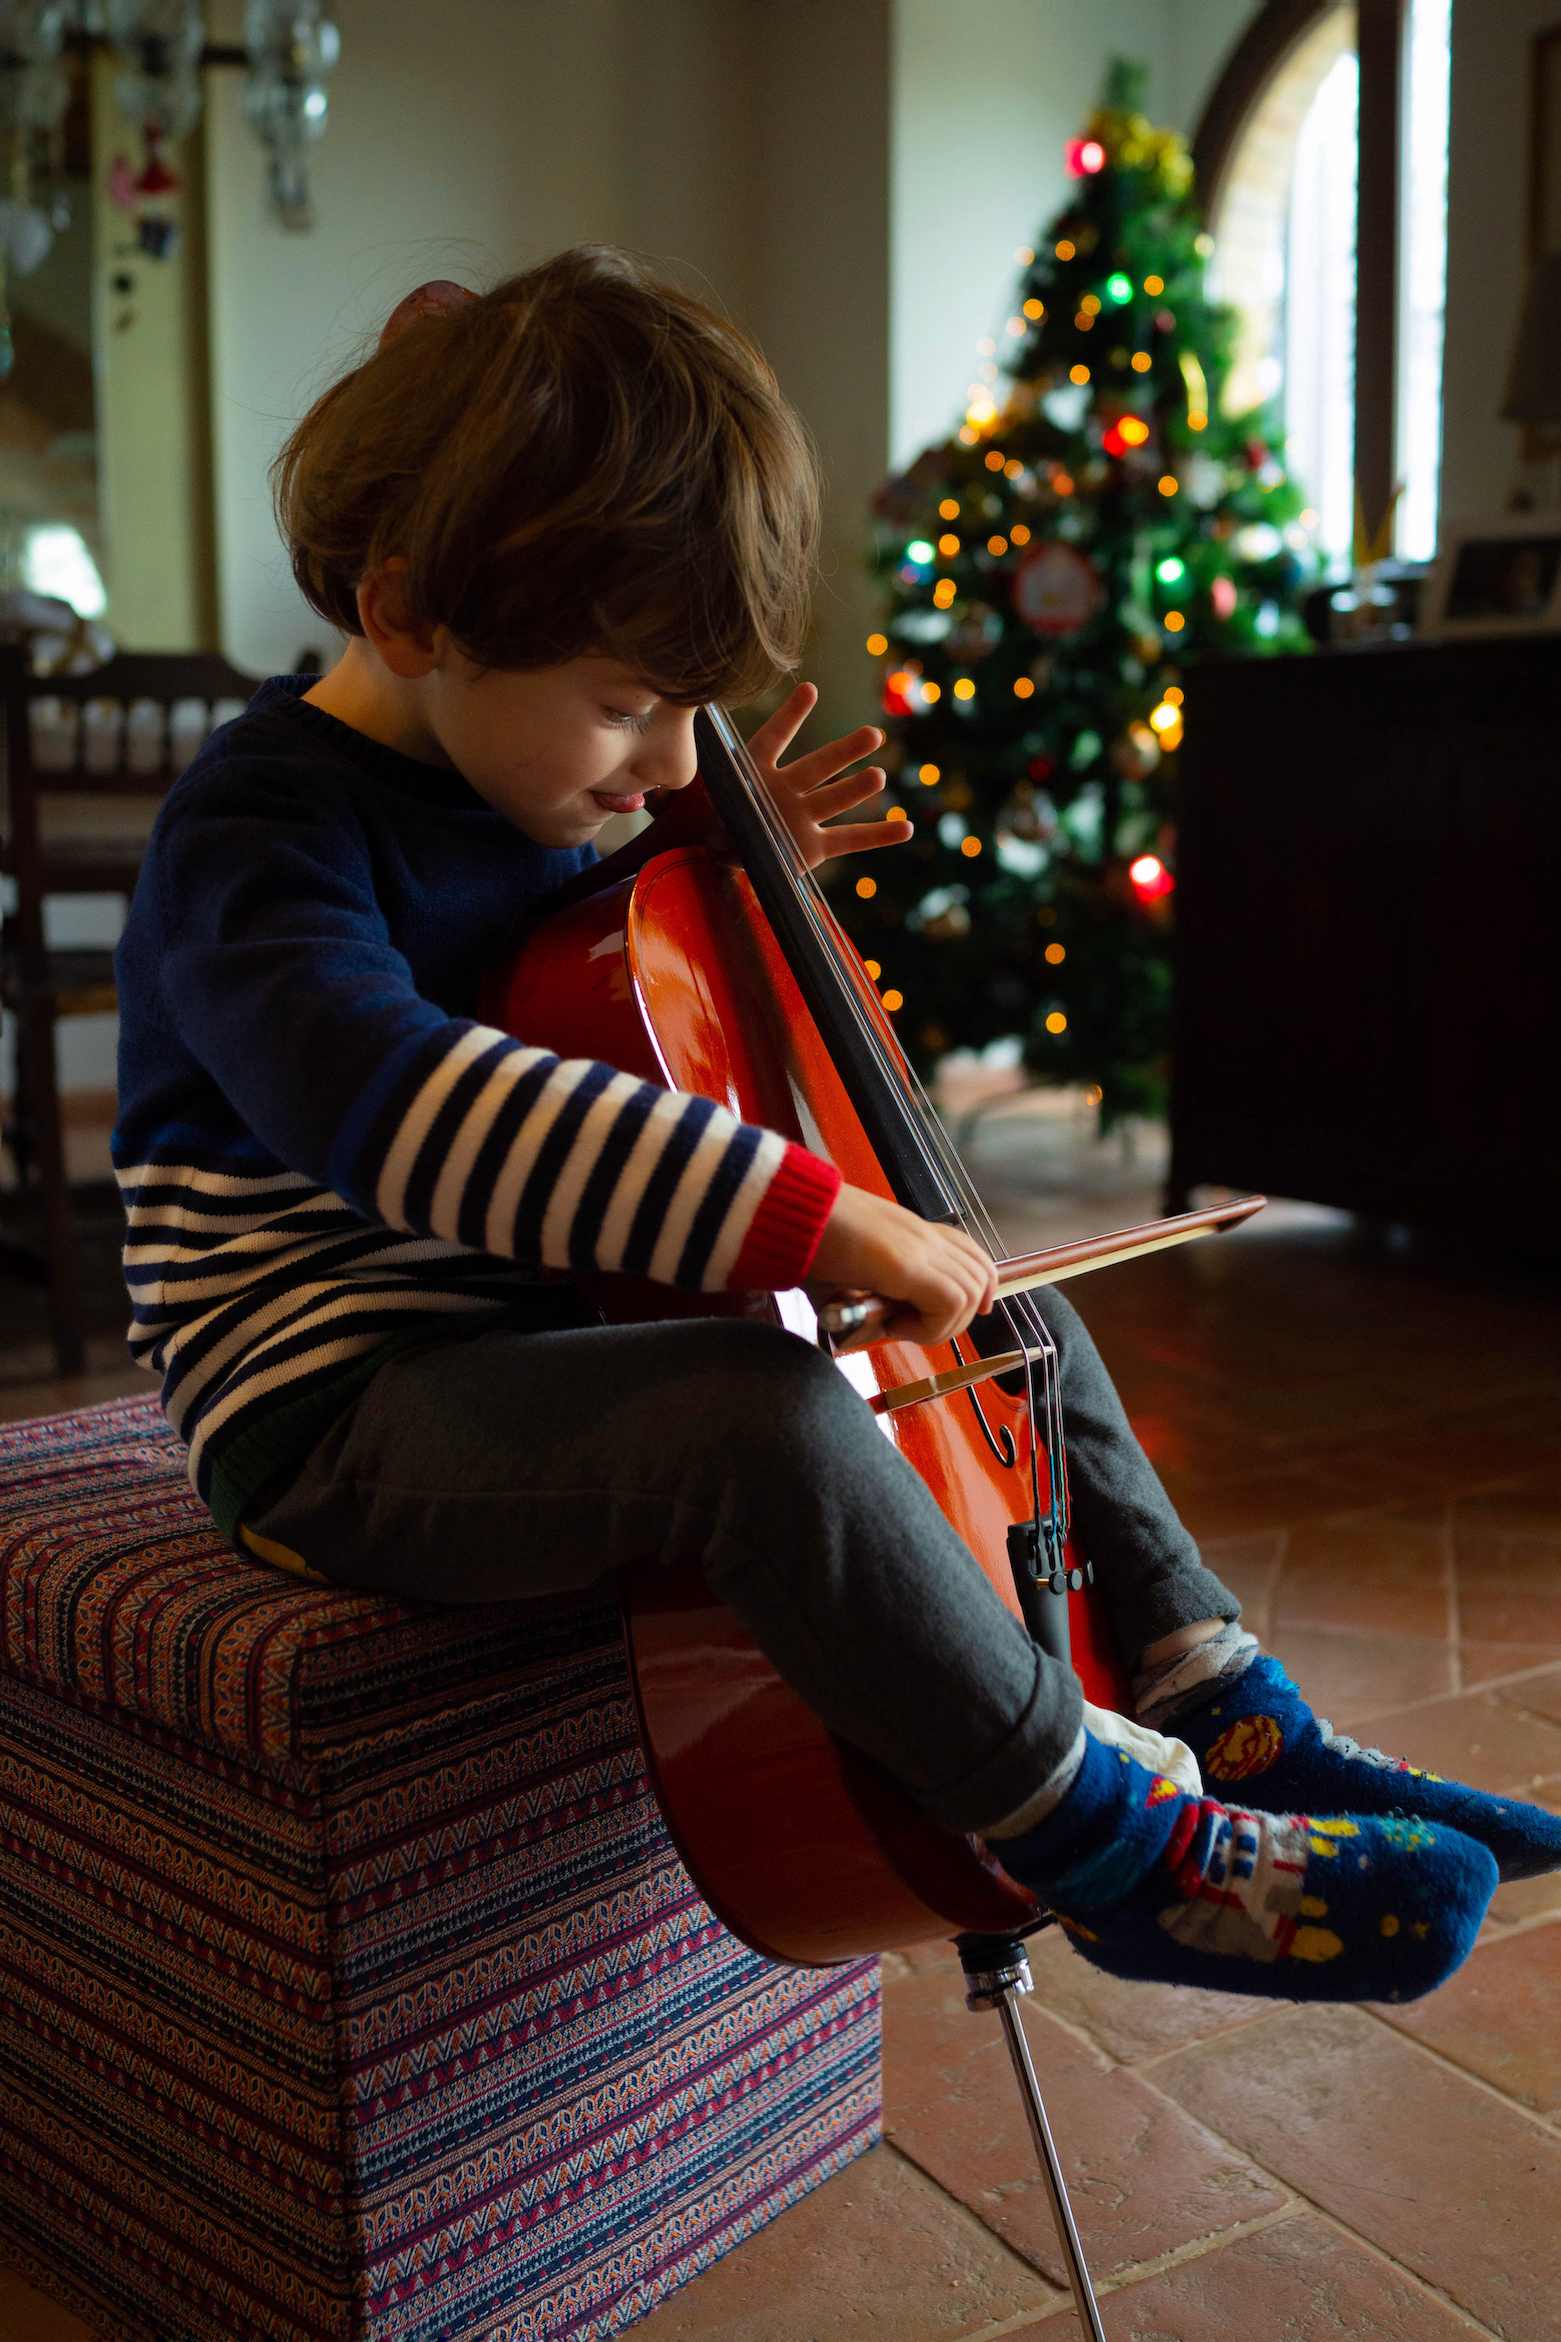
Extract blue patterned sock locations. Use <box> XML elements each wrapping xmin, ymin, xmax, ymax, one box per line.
<box><xmin>992</xmin><ymin>1733</ymin><xmax>1496</xmax><ymax>2004</ymax></box>
<box><xmin>1172</xmin><ymin>1655</ymin><xmax>1561</xmax><ymax>1883</ymax></box>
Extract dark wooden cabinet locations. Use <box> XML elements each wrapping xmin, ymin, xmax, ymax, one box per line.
<box><xmin>1169</xmin><ymin>637</ymin><xmax>1561</xmax><ymax>1244</ymax></box>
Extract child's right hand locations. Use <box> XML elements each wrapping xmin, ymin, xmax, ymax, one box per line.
<box><xmin>808</xmin><ymin>1184</ymin><xmax>997</xmax><ymax>1346</ymax></box>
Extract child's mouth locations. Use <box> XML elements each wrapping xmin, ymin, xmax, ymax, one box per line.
<box><xmin>590</xmin><ymin>789</ymin><xmax>646</xmax><ymax>815</ymax></box>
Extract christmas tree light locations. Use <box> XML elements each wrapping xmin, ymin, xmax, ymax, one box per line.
<box><xmin>846</xmin><ymin>59</ymin><xmax>1313</xmax><ymax>1125</ymax></box>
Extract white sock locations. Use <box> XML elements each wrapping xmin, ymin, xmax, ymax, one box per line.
<box><xmin>1134</xmin><ymin>1622</ymin><xmax>1258</xmax><ymax>1734</ymax></box>
<box><xmin>983</xmin><ymin>1703</ymin><xmax>1202</xmax><ymax>1841</ymax></box>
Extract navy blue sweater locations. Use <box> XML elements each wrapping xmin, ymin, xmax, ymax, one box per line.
<box><xmin>114</xmin><ymin>678</ymin><xmax>838</xmax><ymax>1546</ymax></box>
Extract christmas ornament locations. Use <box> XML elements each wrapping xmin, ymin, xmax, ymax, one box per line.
<box><xmin>1110</xmin><ymin>722</ymin><xmax>1161</xmax><ymax>779</ymax></box>
<box><xmin>947</xmin><ymin>603</ymin><xmax>1003</xmax><ymax>662</ymax></box>
<box><xmin>1013</xmin><ymin>541</ymin><xmax>1105</xmax><ymax>639</ymax></box>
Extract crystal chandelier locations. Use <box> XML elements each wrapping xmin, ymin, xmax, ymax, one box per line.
<box><xmin>0</xmin><ymin>4</ymin><xmax>75</xmax><ymax>293</ymax></box>
<box><xmin>0</xmin><ymin>0</ymin><xmax>340</xmax><ymax>272</ymax></box>
<box><xmin>240</xmin><ymin>0</ymin><xmax>339</xmax><ymax>233</ymax></box>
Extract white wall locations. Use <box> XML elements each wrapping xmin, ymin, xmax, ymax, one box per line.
<box><xmin>204</xmin><ymin>0</ymin><xmax>638</xmax><ymax>680</ymax></box>
<box><xmin>1162</xmin><ymin>0</ymin><xmax>1256</xmax><ymax>150</ymax></box>
<box><xmin>202</xmin><ymin>0</ymin><xmax>889</xmax><ymax>746</ymax></box>
<box><xmin>1441</xmin><ymin>0</ymin><xmax>1555</xmax><ymax>523</ymax></box>
<box><xmin>890</xmin><ymin>0</ymin><xmax>1257</xmax><ymax>470</ymax></box>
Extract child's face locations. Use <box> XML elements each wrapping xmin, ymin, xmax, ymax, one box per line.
<box><xmin>424</xmin><ymin>651</ymin><xmax>699</xmax><ymax>850</ymax></box>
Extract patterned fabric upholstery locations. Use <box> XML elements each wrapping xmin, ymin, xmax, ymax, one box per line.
<box><xmin>0</xmin><ymin>1395</ymin><xmax>880</xmax><ymax>2341</ymax></box>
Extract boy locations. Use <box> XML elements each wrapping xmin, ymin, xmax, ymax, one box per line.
<box><xmin>114</xmin><ymin>248</ymin><xmax>1558</xmax><ymax>2008</ymax></box>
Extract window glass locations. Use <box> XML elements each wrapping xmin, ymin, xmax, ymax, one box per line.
<box><xmin>1285</xmin><ymin>51</ymin><xmax>1358</xmax><ymax>565</ymax></box>
<box><xmin>1397</xmin><ymin>0</ymin><xmax>1451</xmax><ymax>560</ymax></box>
<box><xmin>1207</xmin><ymin>0</ymin><xmax>1450</xmax><ymax>574</ymax></box>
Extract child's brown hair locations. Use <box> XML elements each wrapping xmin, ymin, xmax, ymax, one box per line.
<box><xmin>274</xmin><ymin>246</ymin><xmax>820</xmax><ymax>705</ymax></box>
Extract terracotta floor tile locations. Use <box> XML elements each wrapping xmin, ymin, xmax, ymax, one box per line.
<box><xmin>1340</xmin><ymin>1681</ymin><xmax>1561</xmax><ymax>1789</ymax></box>
<box><xmin>1151</xmin><ymin>2005</ymin><xmax>1561</xmax><ymax>2338</ymax></box>
<box><xmin>1281</xmin><ymin>1507</ymin><xmax>1446</xmax><ymax>1582</ymax></box>
<box><xmin>1377</xmin><ymin>1919</ymin><xmax>1561</xmax><ymax>2114</ymax></box>
<box><xmin>1487</xmin><ymin>1866</ymin><xmax>1561</xmax><ymax>1928</ymax></box>
<box><xmin>629</xmin><ymin>2142</ymin><xmax>1059</xmax><ymax>2340</ymax></box>
<box><xmin>1347</xmin><ymin>1422</ymin><xmax>1561</xmax><ymax>1492</ymax></box>
<box><xmin>1006</xmin><ymin>2212</ymin><xmax>1486</xmax><ymax>2340</ymax></box>
<box><xmin>1195</xmin><ymin>1529</ymin><xmax>1290</xmax><ymax>1572</ymax></box>
<box><xmin>880</xmin><ymin>1960</ymin><xmax>1286</xmax><ymax>2287</ymax></box>
<box><xmin>1022</xmin><ymin>1924</ymin><xmax>1276</xmax><ymax>2066</ymax></box>
<box><xmin>1204</xmin><ymin>1564</ymin><xmax>1281</xmax><ymax>1639</ymax></box>
<box><xmin>1456</xmin><ymin>1486</ymin><xmax>1561</xmax><ymax>1537</ymax></box>
<box><xmin>1499</xmin><ymin>1666</ymin><xmax>1561</xmax><ymax>1728</ymax></box>
<box><xmin>1171</xmin><ymin>1471</ymin><xmax>1392</xmax><ymax>1542</ymax></box>
<box><xmin>1263</xmin><ymin>1626</ymin><xmax>1453</xmax><ymax>1727</ymax></box>
<box><xmin>1459</xmin><ymin>1583</ymin><xmax>1561</xmax><ymax>1648</ymax></box>
<box><xmin>0</xmin><ymin>1360</ymin><xmax>148</xmax><ymax>1427</ymax></box>
<box><xmin>1457</xmin><ymin>1643</ymin><xmax>1561</xmax><ymax>1690</ymax></box>
<box><xmin>1124</xmin><ymin>1413</ymin><xmax>1279</xmax><ymax>1489</ymax></box>
<box><xmin>1194</xmin><ymin>1532</ymin><xmax>1285</xmax><ymax>1639</ymax></box>
<box><xmin>1273</xmin><ymin>1578</ymin><xmax>1450</xmax><ymax>1642</ymax></box>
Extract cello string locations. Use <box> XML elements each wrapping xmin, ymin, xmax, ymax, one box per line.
<box><xmin>708</xmin><ymin>707</ymin><xmax>1072</xmax><ymax>1554</ymax></box>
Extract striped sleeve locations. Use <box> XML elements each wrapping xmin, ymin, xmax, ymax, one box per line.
<box><xmin>353</xmin><ymin>1024</ymin><xmax>840</xmax><ymax>1292</ymax></box>
<box><xmin>152</xmin><ymin>779</ymin><xmax>840</xmax><ymax>1297</ymax></box>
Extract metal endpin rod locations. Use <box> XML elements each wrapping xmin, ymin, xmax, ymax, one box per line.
<box><xmin>957</xmin><ymin>1936</ymin><xmax>1107</xmax><ymax>2340</ymax></box>
<box><xmin>994</xmin><ymin>1987</ymin><xmax>1107</xmax><ymax>2340</ymax></box>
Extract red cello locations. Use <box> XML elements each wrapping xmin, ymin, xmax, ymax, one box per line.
<box><xmin>482</xmin><ymin>706</ymin><xmax>1255</xmax><ymax>1967</ymax></box>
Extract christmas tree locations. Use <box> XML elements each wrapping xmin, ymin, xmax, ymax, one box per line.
<box><xmin>843</xmin><ymin>61</ymin><xmax>1315</xmax><ymax>1126</ymax></box>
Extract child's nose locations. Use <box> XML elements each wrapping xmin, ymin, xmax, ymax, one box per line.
<box><xmin>635</xmin><ymin>711</ymin><xmax>698</xmax><ymax>792</ymax></box>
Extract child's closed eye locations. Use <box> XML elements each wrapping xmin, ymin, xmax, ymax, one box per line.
<box><xmin>604</xmin><ymin>705</ymin><xmax>655</xmax><ymax>733</ymax></box>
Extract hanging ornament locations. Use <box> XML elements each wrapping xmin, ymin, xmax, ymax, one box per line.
<box><xmin>1109</xmin><ymin>721</ymin><xmax>1161</xmax><ymax>780</ymax></box>
<box><xmin>996</xmin><ymin>784</ymin><xmax>1057</xmax><ymax>843</ymax></box>
<box><xmin>946</xmin><ymin>602</ymin><xmax>1001</xmax><ymax>663</ymax></box>
<box><xmin>243</xmin><ymin>0</ymin><xmax>340</xmax><ymax>232</ymax></box>
<box><xmin>1210</xmin><ymin>575</ymin><xmax>1237</xmax><ymax>619</ymax></box>
<box><xmin>1012</xmin><ymin>541</ymin><xmax>1105</xmax><ymax>639</ymax></box>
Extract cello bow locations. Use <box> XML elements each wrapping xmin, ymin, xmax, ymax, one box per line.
<box><xmin>822</xmin><ymin>1193</ymin><xmax>1266</xmax><ymax>1348</ymax></box>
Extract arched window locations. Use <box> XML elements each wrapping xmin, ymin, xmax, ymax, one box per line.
<box><xmin>1194</xmin><ymin>0</ymin><xmax>1449</xmax><ymax>569</ymax></box>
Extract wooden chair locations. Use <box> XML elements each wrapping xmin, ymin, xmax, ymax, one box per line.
<box><xmin>0</xmin><ymin>642</ymin><xmax>263</xmax><ymax>1373</ymax></box>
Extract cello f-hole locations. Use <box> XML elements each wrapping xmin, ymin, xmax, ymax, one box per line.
<box><xmin>966</xmin><ymin>1381</ymin><xmax>1018</xmax><ymax>1470</ymax></box>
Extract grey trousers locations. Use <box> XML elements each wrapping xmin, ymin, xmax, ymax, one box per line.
<box><xmin>248</xmin><ymin>1288</ymin><xmax>1238</xmax><ymax>1834</ymax></box>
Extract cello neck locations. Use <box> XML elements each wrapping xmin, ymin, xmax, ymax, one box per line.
<box><xmin>694</xmin><ymin>708</ymin><xmax>959</xmax><ymax>1225</ymax></box>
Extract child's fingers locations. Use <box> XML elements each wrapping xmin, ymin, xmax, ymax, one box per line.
<box><xmin>814</xmin><ymin>818</ymin><xmax>913</xmax><ymax>860</ymax></box>
<box><xmin>745</xmin><ymin>682</ymin><xmax>819</xmax><ymax>764</ymax></box>
<box><xmin>803</xmin><ymin>767</ymin><xmax>889</xmax><ymax>818</ymax></box>
<box><xmin>773</xmin><ymin>725</ymin><xmax>885</xmax><ymax>793</ymax></box>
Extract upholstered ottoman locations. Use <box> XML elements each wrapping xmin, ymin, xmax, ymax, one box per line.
<box><xmin>0</xmin><ymin>1395</ymin><xmax>880</xmax><ymax>2341</ymax></box>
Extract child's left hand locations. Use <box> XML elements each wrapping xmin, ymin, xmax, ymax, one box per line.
<box><xmin>747</xmin><ymin>683</ymin><xmax>913</xmax><ymax>872</ymax></box>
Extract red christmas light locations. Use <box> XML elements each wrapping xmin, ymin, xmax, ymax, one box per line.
<box><xmin>1128</xmin><ymin>854</ymin><xmax>1175</xmax><ymax>903</ymax></box>
<box><xmin>1066</xmin><ymin>137</ymin><xmax>1107</xmax><ymax>177</ymax></box>
<box><xmin>1101</xmin><ymin>415</ymin><xmax>1150</xmax><ymax>457</ymax></box>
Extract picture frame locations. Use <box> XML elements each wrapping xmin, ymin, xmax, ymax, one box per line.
<box><xmin>1418</xmin><ymin>512</ymin><xmax>1561</xmax><ymax>639</ymax></box>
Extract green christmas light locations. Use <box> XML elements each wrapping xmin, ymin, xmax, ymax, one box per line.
<box><xmin>906</xmin><ymin>540</ymin><xmax>935</xmax><ymax>563</ymax></box>
<box><xmin>1105</xmin><ymin>272</ymin><xmax>1133</xmax><ymax>304</ymax></box>
<box><xmin>1156</xmin><ymin>556</ymin><xmax>1186</xmax><ymax>583</ymax></box>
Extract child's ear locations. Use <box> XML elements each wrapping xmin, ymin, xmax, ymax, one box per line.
<box><xmin>357</xmin><ymin>560</ymin><xmax>440</xmax><ymax>678</ymax></box>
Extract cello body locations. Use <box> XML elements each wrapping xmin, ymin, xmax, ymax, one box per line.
<box><xmin>484</xmin><ymin>803</ymin><xmax>1131</xmax><ymax>1966</ymax></box>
